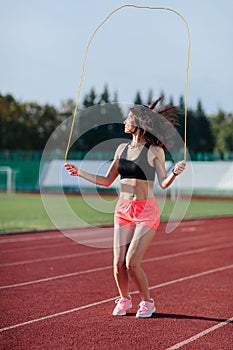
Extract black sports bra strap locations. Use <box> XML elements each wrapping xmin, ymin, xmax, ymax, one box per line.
<box><xmin>120</xmin><ymin>142</ymin><xmax>130</xmax><ymax>159</ymax></box>
<box><xmin>120</xmin><ymin>142</ymin><xmax>150</xmax><ymax>159</ymax></box>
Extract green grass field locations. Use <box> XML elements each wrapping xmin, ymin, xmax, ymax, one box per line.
<box><xmin>0</xmin><ymin>193</ymin><xmax>232</xmax><ymax>233</ymax></box>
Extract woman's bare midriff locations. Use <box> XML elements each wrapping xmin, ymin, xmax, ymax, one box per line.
<box><xmin>119</xmin><ymin>178</ymin><xmax>154</xmax><ymax>200</ymax></box>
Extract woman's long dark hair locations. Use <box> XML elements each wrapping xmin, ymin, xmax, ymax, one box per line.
<box><xmin>130</xmin><ymin>97</ymin><xmax>179</xmax><ymax>151</ymax></box>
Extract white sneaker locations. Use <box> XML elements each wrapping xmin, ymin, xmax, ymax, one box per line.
<box><xmin>112</xmin><ymin>297</ymin><xmax>132</xmax><ymax>316</ymax></box>
<box><xmin>136</xmin><ymin>300</ymin><xmax>156</xmax><ymax>318</ymax></box>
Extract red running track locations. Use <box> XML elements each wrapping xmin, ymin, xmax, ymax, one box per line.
<box><xmin>0</xmin><ymin>217</ymin><xmax>233</xmax><ymax>350</ymax></box>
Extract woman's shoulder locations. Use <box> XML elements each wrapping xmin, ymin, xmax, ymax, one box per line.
<box><xmin>146</xmin><ymin>144</ymin><xmax>164</xmax><ymax>167</ymax></box>
<box><xmin>114</xmin><ymin>142</ymin><xmax>128</xmax><ymax>158</ymax></box>
<box><xmin>148</xmin><ymin>144</ymin><xmax>164</xmax><ymax>153</ymax></box>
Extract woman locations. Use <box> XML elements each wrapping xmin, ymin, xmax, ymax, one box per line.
<box><xmin>65</xmin><ymin>98</ymin><xmax>186</xmax><ymax>318</ymax></box>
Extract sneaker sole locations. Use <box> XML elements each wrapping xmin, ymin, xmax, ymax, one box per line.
<box><xmin>136</xmin><ymin>306</ymin><xmax>156</xmax><ymax>318</ymax></box>
<box><xmin>112</xmin><ymin>303</ymin><xmax>132</xmax><ymax>316</ymax></box>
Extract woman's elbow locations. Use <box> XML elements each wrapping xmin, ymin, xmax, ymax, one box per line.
<box><xmin>104</xmin><ymin>174</ymin><xmax>118</xmax><ymax>187</ymax></box>
<box><xmin>101</xmin><ymin>178</ymin><xmax>114</xmax><ymax>187</ymax></box>
<box><xmin>159</xmin><ymin>181</ymin><xmax>168</xmax><ymax>190</ymax></box>
<box><xmin>160</xmin><ymin>184</ymin><xmax>167</xmax><ymax>190</ymax></box>
<box><xmin>97</xmin><ymin>180</ymin><xmax>111</xmax><ymax>187</ymax></box>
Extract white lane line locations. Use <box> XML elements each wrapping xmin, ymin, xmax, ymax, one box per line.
<box><xmin>1</xmin><ymin>225</ymin><xmax>232</xmax><ymax>266</ymax></box>
<box><xmin>180</xmin><ymin>227</ymin><xmax>197</xmax><ymax>232</ymax></box>
<box><xmin>1</xmin><ymin>217</ymin><xmax>230</xmax><ymax>244</ymax></box>
<box><xmin>1</xmin><ymin>216</ymin><xmax>232</xmax><ymax>244</ymax></box>
<box><xmin>0</xmin><ymin>234</ymin><xmax>63</xmax><ymax>244</ymax></box>
<box><xmin>0</xmin><ymin>249</ymin><xmax>111</xmax><ymax>268</ymax></box>
<box><xmin>166</xmin><ymin>317</ymin><xmax>233</xmax><ymax>350</ymax></box>
<box><xmin>74</xmin><ymin>228</ymin><xmax>233</xmax><ymax>245</ymax></box>
<box><xmin>0</xmin><ymin>241</ymin><xmax>77</xmax><ymax>253</ymax></box>
<box><xmin>1</xmin><ymin>235</ymin><xmax>232</xmax><ymax>269</ymax></box>
<box><xmin>0</xmin><ymin>230</ymin><xmax>113</xmax><ymax>252</ymax></box>
<box><xmin>149</xmin><ymin>264</ymin><xmax>233</xmax><ymax>291</ymax></box>
<box><xmin>0</xmin><ymin>297</ymin><xmax>117</xmax><ymax>333</ymax></box>
<box><xmin>1</xmin><ymin>219</ymin><xmax>232</xmax><ymax>251</ymax></box>
<box><xmin>1</xmin><ymin>242</ymin><xmax>233</xmax><ymax>289</ymax></box>
<box><xmin>74</xmin><ymin>237</ymin><xmax>113</xmax><ymax>244</ymax></box>
<box><xmin>0</xmin><ymin>229</ymin><xmax>112</xmax><ymax>244</ymax></box>
<box><xmin>0</xmin><ymin>264</ymin><xmax>232</xmax><ymax>333</ymax></box>
<box><xmin>0</xmin><ymin>266</ymin><xmax>112</xmax><ymax>289</ymax></box>
<box><xmin>6</xmin><ymin>229</ymin><xmax>231</xmax><ymax>253</ymax></box>
<box><xmin>0</xmin><ymin>233</ymin><xmax>202</xmax><ymax>253</ymax></box>
<box><xmin>1</xmin><ymin>229</ymin><xmax>232</xmax><ymax>265</ymax></box>
<box><xmin>144</xmin><ymin>242</ymin><xmax>233</xmax><ymax>264</ymax></box>
<box><xmin>154</xmin><ymin>234</ymin><xmax>225</xmax><ymax>246</ymax></box>
<box><xmin>178</xmin><ymin>220</ymin><xmax>206</xmax><ymax>226</ymax></box>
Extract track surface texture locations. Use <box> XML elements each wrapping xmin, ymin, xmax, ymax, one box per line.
<box><xmin>0</xmin><ymin>217</ymin><xmax>232</xmax><ymax>350</ymax></box>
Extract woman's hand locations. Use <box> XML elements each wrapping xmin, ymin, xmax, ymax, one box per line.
<box><xmin>64</xmin><ymin>163</ymin><xmax>79</xmax><ymax>176</ymax></box>
<box><xmin>172</xmin><ymin>160</ymin><xmax>186</xmax><ymax>176</ymax></box>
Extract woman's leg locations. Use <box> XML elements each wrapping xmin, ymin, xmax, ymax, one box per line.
<box><xmin>113</xmin><ymin>224</ymin><xmax>134</xmax><ymax>299</ymax></box>
<box><xmin>126</xmin><ymin>226</ymin><xmax>156</xmax><ymax>301</ymax></box>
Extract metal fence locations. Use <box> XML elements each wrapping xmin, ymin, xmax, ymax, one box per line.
<box><xmin>1</xmin><ymin>150</ymin><xmax>233</xmax><ymax>193</ymax></box>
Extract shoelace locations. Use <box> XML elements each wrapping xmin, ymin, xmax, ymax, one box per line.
<box><xmin>139</xmin><ymin>301</ymin><xmax>150</xmax><ymax>311</ymax></box>
<box><xmin>115</xmin><ymin>298</ymin><xmax>129</xmax><ymax>304</ymax></box>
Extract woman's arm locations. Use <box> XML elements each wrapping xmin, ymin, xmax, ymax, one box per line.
<box><xmin>64</xmin><ymin>144</ymin><xmax>125</xmax><ymax>187</ymax></box>
<box><xmin>154</xmin><ymin>147</ymin><xmax>186</xmax><ymax>189</ymax></box>
<box><xmin>65</xmin><ymin>160</ymin><xmax>118</xmax><ymax>187</ymax></box>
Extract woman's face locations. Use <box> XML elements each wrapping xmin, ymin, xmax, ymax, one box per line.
<box><xmin>124</xmin><ymin>112</ymin><xmax>136</xmax><ymax>133</ymax></box>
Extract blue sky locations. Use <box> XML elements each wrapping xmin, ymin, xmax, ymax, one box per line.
<box><xmin>1</xmin><ymin>0</ymin><xmax>232</xmax><ymax>114</ymax></box>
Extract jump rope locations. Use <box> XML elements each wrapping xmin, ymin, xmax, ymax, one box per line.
<box><xmin>64</xmin><ymin>4</ymin><xmax>191</xmax><ymax>164</ymax></box>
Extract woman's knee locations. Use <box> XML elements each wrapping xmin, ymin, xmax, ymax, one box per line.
<box><xmin>126</xmin><ymin>257</ymin><xmax>140</xmax><ymax>272</ymax></box>
<box><xmin>113</xmin><ymin>258</ymin><xmax>126</xmax><ymax>273</ymax></box>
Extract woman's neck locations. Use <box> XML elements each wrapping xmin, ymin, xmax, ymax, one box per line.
<box><xmin>131</xmin><ymin>132</ymin><xmax>145</xmax><ymax>145</ymax></box>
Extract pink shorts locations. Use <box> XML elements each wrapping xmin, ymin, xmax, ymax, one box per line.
<box><xmin>114</xmin><ymin>196</ymin><xmax>160</xmax><ymax>230</ymax></box>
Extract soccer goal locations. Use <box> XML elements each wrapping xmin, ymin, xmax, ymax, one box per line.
<box><xmin>0</xmin><ymin>167</ymin><xmax>16</xmax><ymax>194</ymax></box>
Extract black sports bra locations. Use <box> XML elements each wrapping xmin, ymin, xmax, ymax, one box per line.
<box><xmin>118</xmin><ymin>143</ymin><xmax>155</xmax><ymax>181</ymax></box>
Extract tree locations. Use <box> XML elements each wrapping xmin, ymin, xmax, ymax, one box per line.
<box><xmin>169</xmin><ymin>96</ymin><xmax>174</xmax><ymax>106</ymax></box>
<box><xmin>134</xmin><ymin>91</ymin><xmax>143</xmax><ymax>105</ymax></box>
<box><xmin>147</xmin><ymin>89</ymin><xmax>153</xmax><ymax>105</ymax></box>
<box><xmin>176</xmin><ymin>96</ymin><xmax>199</xmax><ymax>153</ymax></box>
<box><xmin>98</xmin><ymin>85</ymin><xmax>110</xmax><ymax>104</ymax></box>
<box><xmin>179</xmin><ymin>95</ymin><xmax>185</xmax><ymax>110</ymax></box>
<box><xmin>195</xmin><ymin>100</ymin><xmax>214</xmax><ymax>152</ymax></box>
<box><xmin>83</xmin><ymin>88</ymin><xmax>97</xmax><ymax>108</ymax></box>
<box><xmin>1</xmin><ymin>89</ymin><xmax>232</xmax><ymax>158</ymax></box>
<box><xmin>185</xmin><ymin>109</ymin><xmax>199</xmax><ymax>153</ymax></box>
<box><xmin>175</xmin><ymin>95</ymin><xmax>185</xmax><ymax>144</ymax></box>
<box><xmin>113</xmin><ymin>91</ymin><xmax>118</xmax><ymax>103</ymax></box>
<box><xmin>0</xmin><ymin>93</ymin><xmax>28</xmax><ymax>149</ymax></box>
<box><xmin>159</xmin><ymin>91</ymin><xmax>165</xmax><ymax>106</ymax></box>
<box><xmin>210</xmin><ymin>110</ymin><xmax>233</xmax><ymax>158</ymax></box>
<box><xmin>75</xmin><ymin>87</ymin><xmax>125</xmax><ymax>154</ymax></box>
<box><xmin>59</xmin><ymin>99</ymin><xmax>76</xmax><ymax>119</ymax></box>
<box><xmin>0</xmin><ymin>93</ymin><xmax>60</xmax><ymax>150</ymax></box>
<box><xmin>176</xmin><ymin>98</ymin><xmax>215</xmax><ymax>154</ymax></box>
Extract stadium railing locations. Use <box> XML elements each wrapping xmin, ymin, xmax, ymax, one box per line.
<box><xmin>0</xmin><ymin>151</ymin><xmax>233</xmax><ymax>194</ymax></box>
